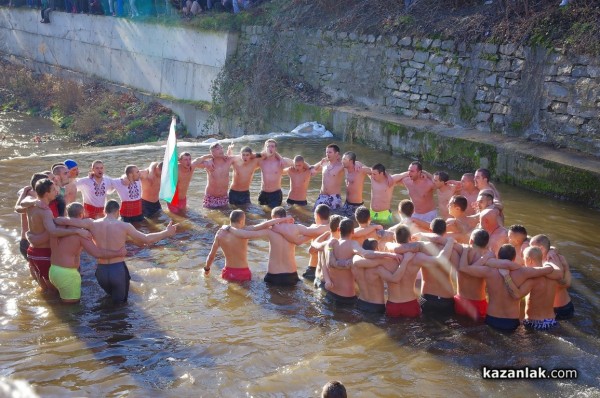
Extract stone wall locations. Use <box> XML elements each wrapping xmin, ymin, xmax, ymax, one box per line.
<box><xmin>240</xmin><ymin>25</ymin><xmax>600</xmax><ymax>157</ymax></box>
<box><xmin>0</xmin><ymin>8</ymin><xmax>238</xmax><ymax>103</ymax></box>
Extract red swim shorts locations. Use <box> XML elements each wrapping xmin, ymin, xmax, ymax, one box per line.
<box><xmin>27</xmin><ymin>246</ymin><xmax>52</xmax><ymax>284</ymax></box>
<box><xmin>84</xmin><ymin>203</ymin><xmax>105</xmax><ymax>219</ymax></box>
<box><xmin>454</xmin><ymin>294</ymin><xmax>488</xmax><ymax>321</ymax></box>
<box><xmin>386</xmin><ymin>299</ymin><xmax>421</xmax><ymax>318</ymax></box>
<box><xmin>221</xmin><ymin>266</ymin><xmax>251</xmax><ymax>282</ymax></box>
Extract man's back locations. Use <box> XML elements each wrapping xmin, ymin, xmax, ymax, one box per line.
<box><xmin>525</xmin><ymin>276</ymin><xmax>557</xmax><ymax>320</ymax></box>
<box><xmin>457</xmin><ymin>248</ymin><xmax>488</xmax><ymax>300</ymax></box>
<box><xmin>266</xmin><ymin>226</ymin><xmax>297</xmax><ymax>274</ymax></box>
<box><xmin>90</xmin><ymin>218</ymin><xmax>128</xmax><ymax>264</ymax></box>
<box><xmin>218</xmin><ymin>230</ymin><xmax>249</xmax><ymax>269</ymax></box>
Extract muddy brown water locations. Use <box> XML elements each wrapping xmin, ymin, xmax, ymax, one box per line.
<box><xmin>0</xmin><ymin>112</ymin><xmax>599</xmax><ymax>397</ymax></box>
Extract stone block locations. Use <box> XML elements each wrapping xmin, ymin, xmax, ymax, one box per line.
<box><xmin>476</xmin><ymin>123</ymin><xmax>491</xmax><ymax>132</ymax></box>
<box><xmin>337</xmin><ymin>32</ymin><xmax>348</xmax><ymax>40</ymax></box>
<box><xmin>431</xmin><ymin>39</ymin><xmax>441</xmax><ymax>49</ymax></box>
<box><xmin>512</xmin><ymin>59</ymin><xmax>525</xmax><ymax>72</ymax></box>
<box><xmin>404</xmin><ymin>68</ymin><xmax>417</xmax><ymax>78</ymax></box>
<box><xmin>477</xmin><ymin>103</ymin><xmax>492</xmax><ymax>112</ymax></box>
<box><xmin>496</xmin><ymin>59</ymin><xmax>511</xmax><ymax>72</ymax></box>
<box><xmin>441</xmin><ymin>40</ymin><xmax>455</xmax><ymax>51</ymax></box>
<box><xmin>570</xmin><ymin>116</ymin><xmax>585</xmax><ymax>126</ymax></box>
<box><xmin>492</xmin><ymin>114</ymin><xmax>505</xmax><ymax>125</ymax></box>
<box><xmin>485</xmin><ymin>74</ymin><xmax>497</xmax><ymax>86</ymax></box>
<box><xmin>400</xmin><ymin>49</ymin><xmax>414</xmax><ymax>60</ymax></box>
<box><xmin>410</xmin><ymin>93</ymin><xmax>421</xmax><ymax>101</ymax></box>
<box><xmin>389</xmin><ymin>36</ymin><xmax>399</xmax><ymax>45</ymax></box>
<box><xmin>429</xmin><ymin>54</ymin><xmax>445</xmax><ymax>64</ymax></box>
<box><xmin>447</xmin><ymin>68</ymin><xmax>460</xmax><ymax>77</ymax></box>
<box><xmin>545</xmin><ymin>82</ymin><xmax>569</xmax><ymax>99</ymax></box>
<box><xmin>399</xmin><ymin>82</ymin><xmax>411</xmax><ymax>91</ymax></box>
<box><xmin>434</xmin><ymin>65</ymin><xmax>448</xmax><ymax>74</ymax></box>
<box><xmin>399</xmin><ymin>36</ymin><xmax>412</xmax><ymax>46</ymax></box>
<box><xmin>479</xmin><ymin>60</ymin><xmax>496</xmax><ymax>71</ymax></box>
<box><xmin>557</xmin><ymin>65</ymin><xmax>573</xmax><ymax>76</ymax></box>
<box><xmin>437</xmin><ymin>97</ymin><xmax>455</xmax><ymax>105</ymax></box>
<box><xmin>349</xmin><ymin>32</ymin><xmax>358</xmax><ymax>40</ymax></box>
<box><xmin>476</xmin><ymin>112</ymin><xmax>491</xmax><ymax>122</ymax></box>
<box><xmin>420</xmin><ymin>38</ymin><xmax>433</xmax><ymax>49</ymax></box>
<box><xmin>491</xmin><ymin>103</ymin><xmax>508</xmax><ymax>114</ymax></box>
<box><xmin>482</xmin><ymin>43</ymin><xmax>498</xmax><ymax>54</ymax></box>
<box><xmin>476</xmin><ymin>89</ymin><xmax>487</xmax><ymax>101</ymax></box>
<box><xmin>572</xmin><ymin>66</ymin><xmax>589</xmax><ymax>78</ymax></box>
<box><xmin>588</xmin><ymin>66</ymin><xmax>600</xmax><ymax>78</ymax></box>
<box><xmin>409</xmin><ymin>61</ymin><xmax>425</xmax><ymax>69</ymax></box>
<box><xmin>499</xmin><ymin>43</ymin><xmax>516</xmax><ymax>55</ymax></box>
<box><xmin>458</xmin><ymin>42</ymin><xmax>467</xmax><ymax>53</ymax></box>
<box><xmin>550</xmin><ymin>101</ymin><xmax>568</xmax><ymax>114</ymax></box>
<box><xmin>367</xmin><ymin>35</ymin><xmax>376</xmax><ymax>43</ymax></box>
<box><xmin>403</xmin><ymin>109</ymin><xmax>419</xmax><ymax>117</ymax></box>
<box><xmin>413</xmin><ymin>51</ymin><xmax>429</xmax><ymax>63</ymax></box>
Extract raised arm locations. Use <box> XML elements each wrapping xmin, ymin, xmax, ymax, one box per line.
<box><xmin>457</xmin><ymin>246</ymin><xmax>494</xmax><ymax>278</ymax></box>
<box><xmin>226</xmin><ymin>225</ymin><xmax>270</xmax><ymax>240</ymax></box>
<box><xmin>15</xmin><ymin>187</ymin><xmax>34</xmax><ymax>213</ymax></box>
<box><xmin>42</xmin><ymin>212</ymin><xmax>90</xmax><ymax>239</ymax></box>
<box><xmin>311</xmin><ymin>231</ymin><xmax>332</xmax><ymax>251</ymax></box>
<box><xmin>126</xmin><ymin>222</ymin><xmax>177</xmax><ymax>246</ymax></box>
<box><xmin>376</xmin><ymin>252</ymin><xmax>415</xmax><ymax>283</ymax></box>
<box><xmin>353</xmin><ymin>224</ymin><xmax>384</xmax><ymax>239</ymax></box>
<box><xmin>246</xmin><ymin>216</ymin><xmax>294</xmax><ymax>231</ymax></box>
<box><xmin>485</xmin><ymin>258</ymin><xmax>522</xmax><ymax>270</ymax></box>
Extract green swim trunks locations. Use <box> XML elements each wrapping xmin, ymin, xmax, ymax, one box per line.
<box><xmin>370</xmin><ymin>208</ymin><xmax>393</xmax><ymax>224</ymax></box>
<box><xmin>49</xmin><ymin>264</ymin><xmax>81</xmax><ymax>300</ymax></box>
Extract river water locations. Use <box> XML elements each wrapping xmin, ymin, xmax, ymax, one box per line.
<box><xmin>0</xmin><ymin>112</ymin><xmax>599</xmax><ymax>397</ymax></box>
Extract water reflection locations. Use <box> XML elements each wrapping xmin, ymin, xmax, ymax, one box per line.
<box><xmin>0</xmin><ymin>112</ymin><xmax>599</xmax><ymax>396</ymax></box>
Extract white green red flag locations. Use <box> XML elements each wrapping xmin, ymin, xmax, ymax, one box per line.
<box><xmin>159</xmin><ymin>117</ymin><xmax>178</xmax><ymax>204</ymax></box>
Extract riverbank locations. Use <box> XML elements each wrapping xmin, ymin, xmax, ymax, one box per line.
<box><xmin>0</xmin><ymin>60</ymin><xmax>185</xmax><ymax>146</ymax></box>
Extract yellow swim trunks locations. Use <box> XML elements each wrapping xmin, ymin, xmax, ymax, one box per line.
<box><xmin>49</xmin><ymin>264</ymin><xmax>81</xmax><ymax>300</ymax></box>
<box><xmin>370</xmin><ymin>208</ymin><xmax>393</xmax><ymax>224</ymax></box>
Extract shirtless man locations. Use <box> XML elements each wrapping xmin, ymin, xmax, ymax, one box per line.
<box><xmin>340</xmin><ymin>151</ymin><xmax>371</xmax><ymax>218</ymax></box>
<box><xmin>445</xmin><ymin>195</ymin><xmax>473</xmax><ymax>244</ymax></box>
<box><xmin>530</xmin><ymin>234</ymin><xmax>574</xmax><ymax>320</ymax></box>
<box><xmin>377</xmin><ymin>227</ymin><xmax>455</xmax><ymax>317</ymax></box>
<box><xmin>200</xmin><ymin>142</ymin><xmax>237</xmax><ymax>209</ymax></box>
<box><xmin>204</xmin><ymin>209</ymin><xmax>294</xmax><ymax>282</ymax></box>
<box><xmin>507</xmin><ymin>224</ymin><xmax>529</xmax><ymax>265</ymax></box>
<box><xmin>454</xmin><ymin>229</ymin><xmax>492</xmax><ymax>321</ymax></box>
<box><xmin>75</xmin><ymin>160</ymin><xmax>117</xmax><ymax>219</ymax></box>
<box><xmin>313</xmin><ymin>144</ymin><xmax>345</xmax><ymax>210</ymax></box>
<box><xmin>324</xmin><ymin>218</ymin><xmax>400</xmax><ymax>306</ymax></box>
<box><xmin>228</xmin><ymin>146</ymin><xmax>263</xmax><ymax>205</ymax></box>
<box><xmin>167</xmin><ymin>152</ymin><xmax>211</xmax><ymax>214</ymax></box>
<box><xmin>480</xmin><ymin>208</ymin><xmax>508</xmax><ymax>256</ymax></box>
<box><xmin>113</xmin><ymin>165</ymin><xmax>144</xmax><ymax>222</ymax></box>
<box><xmin>352</xmin><ymin>206</ymin><xmax>384</xmax><ymax>244</ymax></box>
<box><xmin>258</xmin><ymin>139</ymin><xmax>293</xmax><ymax>208</ymax></box>
<box><xmin>369</xmin><ymin>164</ymin><xmax>396</xmax><ymax>225</ymax></box>
<box><xmin>458</xmin><ymin>244</ymin><xmax>553</xmax><ymax>331</ymax></box>
<box><xmin>351</xmin><ymin>239</ymin><xmax>413</xmax><ymax>315</ymax></box>
<box><xmin>300</xmin><ymin>204</ymin><xmax>331</xmax><ymax>281</ymax></box>
<box><xmin>474</xmin><ymin>168</ymin><xmax>503</xmax><ymax>214</ymax></box>
<box><xmin>51</xmin><ymin>163</ymin><xmax>70</xmax><ymax>200</ymax></box>
<box><xmin>25</xmin><ymin>179</ymin><xmax>91</xmax><ymax>292</ymax></box>
<box><xmin>49</xmin><ymin>202</ymin><xmax>126</xmax><ymax>303</ymax></box>
<box><xmin>387</xmin><ymin>199</ymin><xmax>430</xmax><ymax>236</ymax></box>
<box><xmin>459</xmin><ymin>173</ymin><xmax>478</xmax><ymax>216</ymax></box>
<box><xmin>227</xmin><ymin>207</ymin><xmax>324</xmax><ymax>286</ymax></box>
<box><xmin>394</xmin><ymin>161</ymin><xmax>437</xmax><ymax>223</ymax></box>
<box><xmin>285</xmin><ymin>155</ymin><xmax>316</xmax><ymax>206</ymax></box>
<box><xmin>63</xmin><ymin>159</ymin><xmax>79</xmax><ymax>204</ymax></box>
<box><xmin>58</xmin><ymin>199</ymin><xmax>177</xmax><ymax>303</ymax></box>
<box><xmin>140</xmin><ymin>162</ymin><xmax>163</xmax><ymax>217</ymax></box>
<box><xmin>432</xmin><ymin>171</ymin><xmax>459</xmax><ymax>219</ymax></box>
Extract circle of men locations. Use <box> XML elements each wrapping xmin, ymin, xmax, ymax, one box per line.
<box><xmin>15</xmin><ymin>139</ymin><xmax>573</xmax><ymax>333</ymax></box>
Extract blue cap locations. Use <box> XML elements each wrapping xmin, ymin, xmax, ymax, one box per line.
<box><xmin>64</xmin><ymin>159</ymin><xmax>78</xmax><ymax>170</ymax></box>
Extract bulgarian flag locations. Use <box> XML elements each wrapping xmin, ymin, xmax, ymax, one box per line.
<box><xmin>159</xmin><ymin>117</ymin><xmax>179</xmax><ymax>204</ymax></box>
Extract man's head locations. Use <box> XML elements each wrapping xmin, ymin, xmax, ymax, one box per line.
<box><xmin>476</xmin><ymin>190</ymin><xmax>494</xmax><ymax>210</ymax></box>
<box><xmin>342</xmin><ymin>151</ymin><xmax>356</xmax><ymax>168</ymax></box>
<box><xmin>530</xmin><ymin>234</ymin><xmax>551</xmax><ymax>257</ymax></box>
<box><xmin>479</xmin><ymin>208</ymin><xmax>499</xmax><ymax>234</ymax></box>
<box><xmin>52</xmin><ymin>164</ymin><xmax>69</xmax><ymax>187</ymax></box>
<box><xmin>91</xmin><ymin>160</ymin><xmax>104</xmax><ymax>179</ymax></box>
<box><xmin>271</xmin><ymin>206</ymin><xmax>287</xmax><ymax>219</ymax></box>
<box><xmin>230</xmin><ymin>209</ymin><xmax>246</xmax><ymax>227</ymax></box>
<box><xmin>398</xmin><ymin>199</ymin><xmax>414</xmax><ymax>218</ymax></box>
<box><xmin>315</xmin><ymin>204</ymin><xmax>331</xmax><ymax>223</ymax></box>
<box><xmin>66</xmin><ymin>202</ymin><xmax>84</xmax><ymax>218</ymax></box>
<box><xmin>35</xmin><ymin>178</ymin><xmax>57</xmax><ymax>201</ymax></box>
<box><xmin>125</xmin><ymin>165</ymin><xmax>140</xmax><ymax>181</ymax></box>
<box><xmin>329</xmin><ymin>215</ymin><xmax>342</xmax><ymax>232</ymax></box>
<box><xmin>293</xmin><ymin>155</ymin><xmax>305</xmax><ymax>172</ymax></box>
<box><xmin>264</xmin><ymin>139</ymin><xmax>277</xmax><ymax>156</ymax></box>
<box><xmin>325</xmin><ymin>144</ymin><xmax>340</xmax><ymax>162</ymax></box>
<box><xmin>339</xmin><ymin>218</ymin><xmax>355</xmax><ymax>238</ymax></box>
<box><xmin>433</xmin><ymin>171</ymin><xmax>449</xmax><ymax>189</ymax></box>
<box><xmin>508</xmin><ymin>224</ymin><xmax>528</xmax><ymax>247</ymax></box>
<box><xmin>209</xmin><ymin>143</ymin><xmax>224</xmax><ymax>158</ymax></box>
<box><xmin>407</xmin><ymin>161</ymin><xmax>423</xmax><ymax>181</ymax></box>
<box><xmin>31</xmin><ymin>173</ymin><xmax>49</xmax><ymax>190</ymax></box>
<box><xmin>523</xmin><ymin>246</ymin><xmax>543</xmax><ymax>267</ymax></box>
<box><xmin>474</xmin><ymin>168</ymin><xmax>491</xmax><ymax>189</ymax></box>
<box><xmin>470</xmin><ymin>228</ymin><xmax>489</xmax><ymax>249</ymax></box>
<box><xmin>430</xmin><ymin>218</ymin><xmax>447</xmax><ymax>236</ymax></box>
<box><xmin>395</xmin><ymin>225</ymin><xmax>411</xmax><ymax>244</ymax></box>
<box><xmin>362</xmin><ymin>238</ymin><xmax>379</xmax><ymax>251</ymax></box>
<box><xmin>497</xmin><ymin>244</ymin><xmax>517</xmax><ymax>261</ymax></box>
<box><xmin>460</xmin><ymin>173</ymin><xmax>475</xmax><ymax>191</ymax></box>
<box><xmin>448</xmin><ymin>195</ymin><xmax>468</xmax><ymax>217</ymax></box>
<box><xmin>179</xmin><ymin>152</ymin><xmax>192</xmax><ymax>168</ymax></box>
<box><xmin>355</xmin><ymin>206</ymin><xmax>371</xmax><ymax>225</ymax></box>
<box><xmin>321</xmin><ymin>380</ymin><xmax>347</xmax><ymax>398</ymax></box>
<box><xmin>64</xmin><ymin>159</ymin><xmax>79</xmax><ymax>178</ymax></box>
<box><xmin>241</xmin><ymin>146</ymin><xmax>253</xmax><ymax>162</ymax></box>
<box><xmin>371</xmin><ymin>163</ymin><xmax>386</xmax><ymax>182</ymax></box>
<box><xmin>105</xmin><ymin>199</ymin><xmax>120</xmax><ymax>215</ymax></box>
